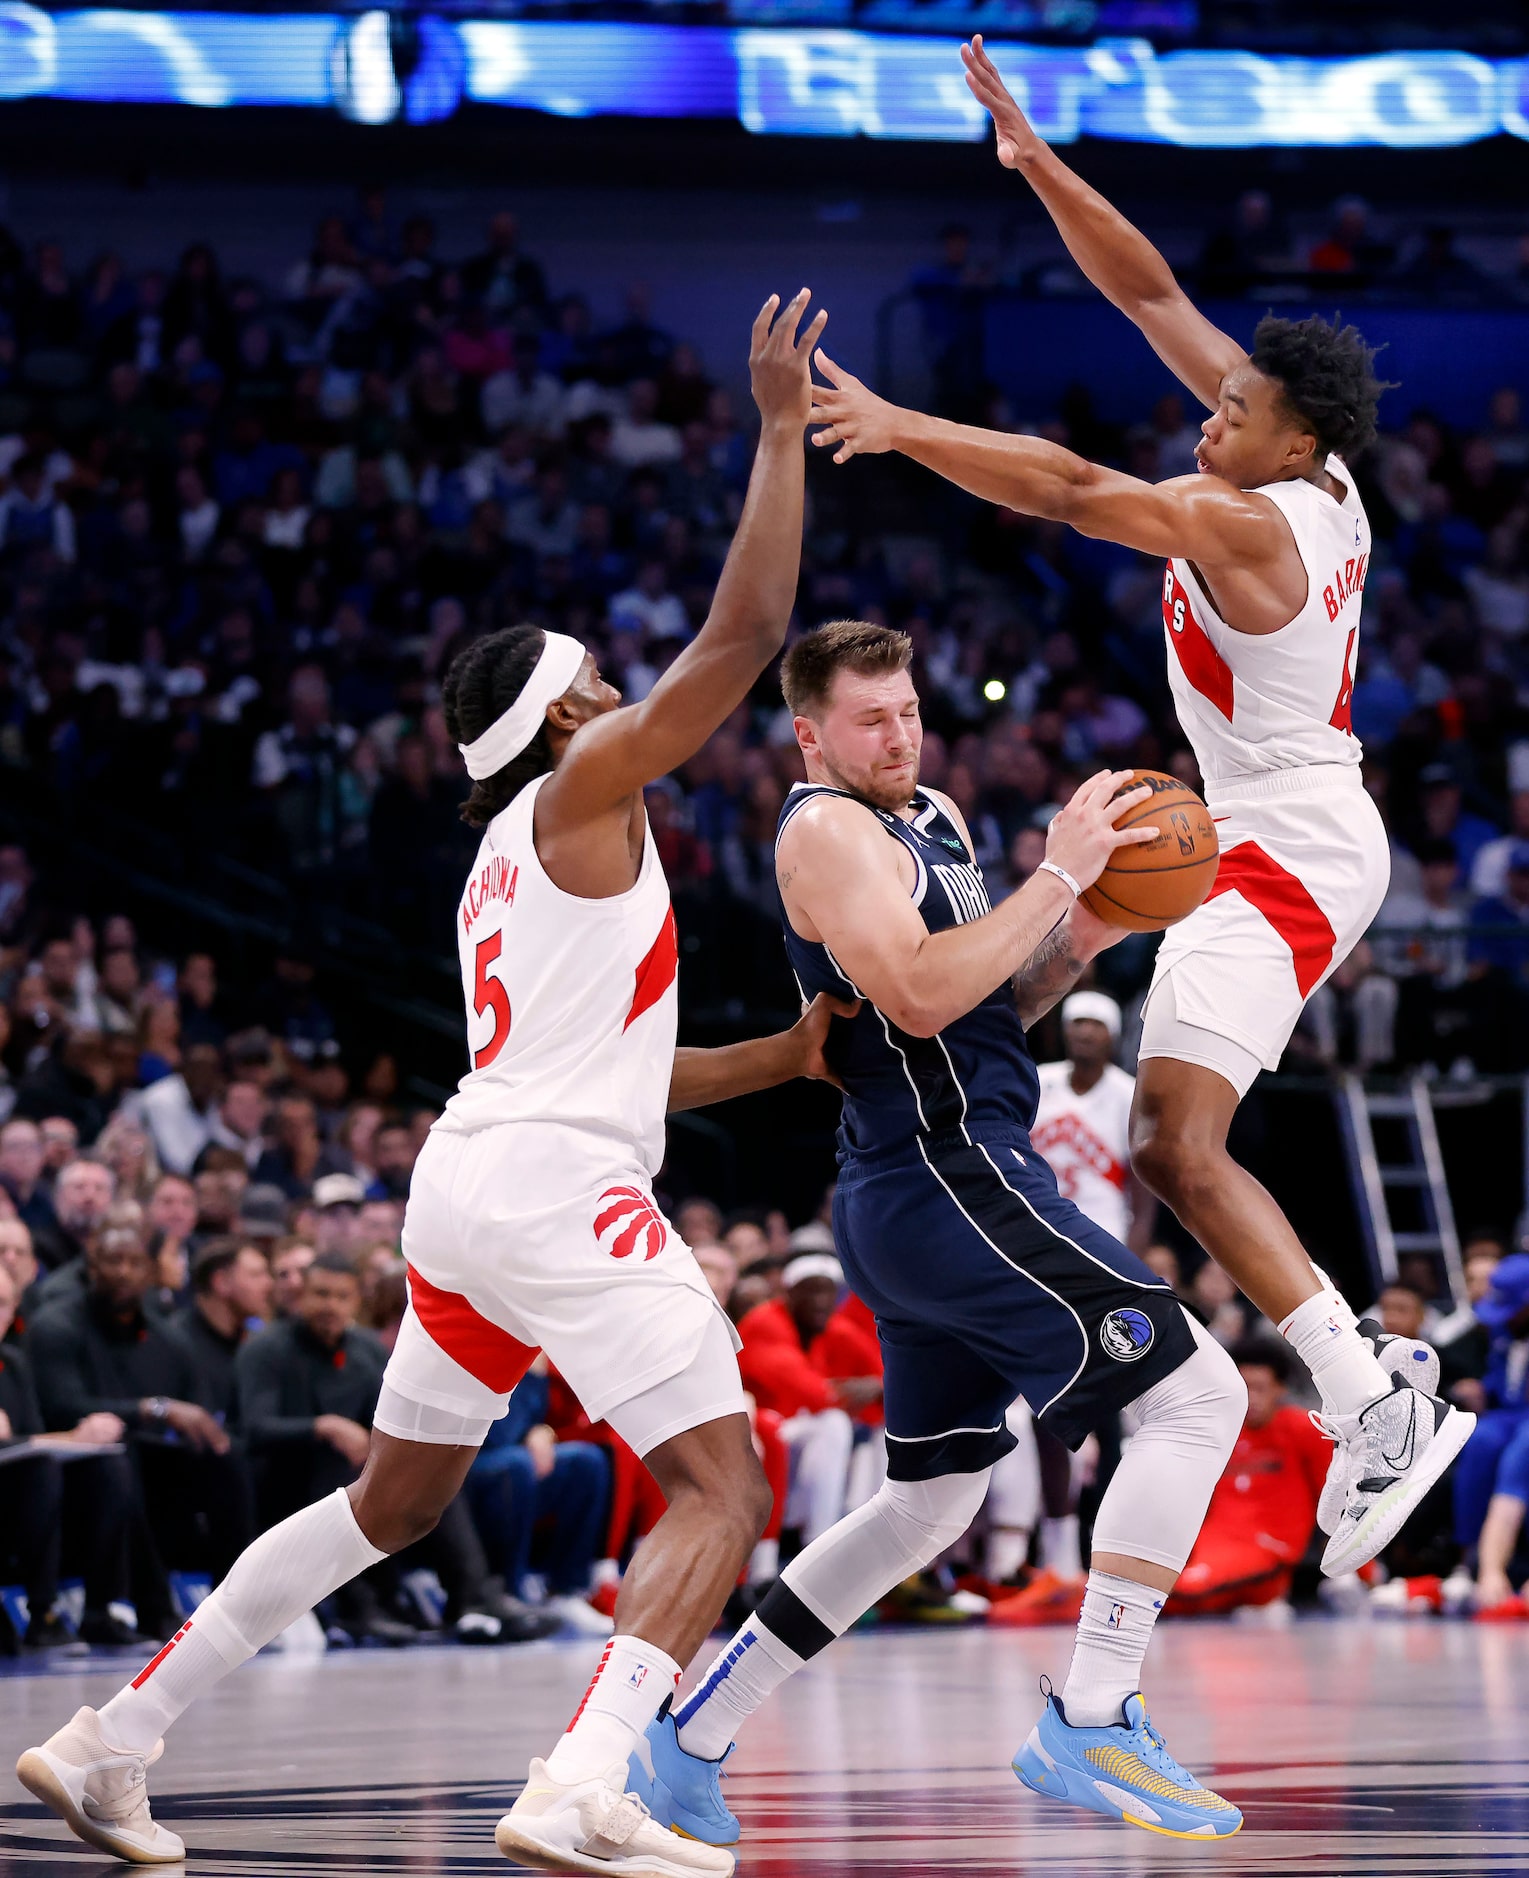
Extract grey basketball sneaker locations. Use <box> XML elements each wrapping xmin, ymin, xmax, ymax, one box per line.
<box><xmin>1318</xmin><ymin>1377</ymin><xmax>1474</xmax><ymax>1576</ymax></box>
<box><xmin>1315</xmin><ymin>1319</ymin><xmax>1443</xmax><ymax>1534</ymax></box>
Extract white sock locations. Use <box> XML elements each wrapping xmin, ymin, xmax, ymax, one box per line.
<box><xmin>97</xmin><ymin>1489</ymin><xmax>385</xmax><ymax>1752</ymax></box>
<box><xmin>545</xmin><ymin>1634</ymin><xmax>681</xmax><ymax>1784</ymax></box>
<box><xmin>1041</xmin><ymin>1514</ymin><xmax>1082</xmax><ymax>1578</ymax></box>
<box><xmin>1279</xmin><ymin>1287</ymin><xmax>1390</xmax><ymax>1415</ymax></box>
<box><xmin>674</xmin><ymin>1618</ymin><xmax>803</xmax><ymax>1761</ymax></box>
<box><xmin>1061</xmin><ymin>1571</ymin><xmax>1165</xmax><ymax>1729</ymax></box>
<box><xmin>987</xmin><ymin>1527</ymin><xmax>1031</xmax><ymax>1582</ymax></box>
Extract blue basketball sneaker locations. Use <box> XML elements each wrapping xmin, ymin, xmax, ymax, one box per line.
<box><xmin>1013</xmin><ymin>1688</ymin><xmax>1242</xmax><ymax>1839</ymax></box>
<box><xmin>626</xmin><ymin>1711</ymin><xmax>740</xmax><ymax>1847</ymax></box>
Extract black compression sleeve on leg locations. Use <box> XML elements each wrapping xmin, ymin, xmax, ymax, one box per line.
<box><xmin>751</xmin><ymin>1580</ymin><xmax>836</xmax><ymax>1661</ymax></box>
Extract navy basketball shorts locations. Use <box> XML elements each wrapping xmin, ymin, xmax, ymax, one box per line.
<box><xmin>832</xmin><ymin>1125</ymin><xmax>1196</xmax><ymax>1480</ymax></box>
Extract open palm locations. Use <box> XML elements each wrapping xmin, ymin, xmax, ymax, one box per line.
<box><xmin>961</xmin><ymin>34</ymin><xmax>1037</xmax><ymax>169</ymax></box>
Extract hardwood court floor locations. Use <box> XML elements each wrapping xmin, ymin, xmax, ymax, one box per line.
<box><xmin>2</xmin><ymin>1618</ymin><xmax>1525</xmax><ymax>1876</ymax></box>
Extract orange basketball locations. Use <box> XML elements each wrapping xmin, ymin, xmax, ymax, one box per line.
<box><xmin>1079</xmin><ymin>770</ymin><xmax>1220</xmax><ymax>932</ymax></box>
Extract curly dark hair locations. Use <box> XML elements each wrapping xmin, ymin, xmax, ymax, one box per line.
<box><xmin>1249</xmin><ymin>313</ymin><xmax>1392</xmax><ymax>462</ymax></box>
<box><xmin>440</xmin><ymin>625</ymin><xmax>554</xmax><ymax>827</ymax></box>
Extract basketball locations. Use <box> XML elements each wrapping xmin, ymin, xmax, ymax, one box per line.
<box><xmin>1079</xmin><ymin>770</ymin><xmax>1220</xmax><ymax>932</ymax></box>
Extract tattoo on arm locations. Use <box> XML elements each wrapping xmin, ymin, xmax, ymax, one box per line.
<box><xmin>1012</xmin><ymin>919</ymin><xmax>1086</xmax><ymax>1027</ymax></box>
<box><xmin>777</xmin><ymin>867</ymin><xmax>794</xmax><ymax>893</ymax></box>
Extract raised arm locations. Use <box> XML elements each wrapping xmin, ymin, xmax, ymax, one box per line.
<box><xmin>961</xmin><ymin>36</ymin><xmax>1244</xmax><ymax>411</ymax></box>
<box><xmin>780</xmin><ymin>771</ymin><xmax>1155</xmax><ymax>1038</ymax></box>
<box><xmin>548</xmin><ymin>291</ymin><xmax>824</xmax><ymax>816</ymax></box>
<box><xmin>810</xmin><ymin>357</ymin><xmax>1276</xmax><ymax>564</ymax></box>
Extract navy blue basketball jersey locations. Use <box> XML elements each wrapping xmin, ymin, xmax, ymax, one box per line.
<box><xmin>776</xmin><ymin>783</ymin><xmax>1041</xmax><ymax>1159</ymax></box>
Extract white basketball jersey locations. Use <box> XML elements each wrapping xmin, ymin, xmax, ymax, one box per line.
<box><xmin>1030</xmin><ymin>1060</ymin><xmax>1134</xmax><ymax>1246</ymax></box>
<box><xmin>1162</xmin><ymin>456</ymin><xmax>1369</xmax><ymax>786</ymax></box>
<box><xmin>434</xmin><ymin>771</ymin><xmax>678</xmax><ymax>1174</ymax></box>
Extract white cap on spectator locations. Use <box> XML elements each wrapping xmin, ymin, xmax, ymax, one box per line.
<box><xmin>782</xmin><ymin>1253</ymin><xmax>844</xmax><ymax>1290</ymax></box>
<box><xmin>788</xmin><ymin>1221</ymin><xmax>836</xmax><ymax>1254</ymax></box>
<box><xmin>1060</xmin><ymin>991</ymin><xmax>1121</xmax><ymax>1042</ymax></box>
<box><xmin>313</xmin><ymin>1172</ymin><xmax>366</xmax><ymax>1210</ymax></box>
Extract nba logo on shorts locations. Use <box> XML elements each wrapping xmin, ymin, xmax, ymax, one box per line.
<box><xmin>594</xmin><ymin>1186</ymin><xmax>668</xmax><ymax>1262</ymax></box>
<box><xmin>1099</xmin><ymin>1308</ymin><xmax>1155</xmax><ymax>1363</ymax></box>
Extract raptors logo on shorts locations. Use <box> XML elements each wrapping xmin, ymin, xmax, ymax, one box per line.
<box><xmin>594</xmin><ymin>1186</ymin><xmax>668</xmax><ymax>1262</ymax></box>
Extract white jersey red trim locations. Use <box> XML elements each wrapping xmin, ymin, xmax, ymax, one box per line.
<box><xmin>1163</xmin><ymin>454</ymin><xmax>1369</xmax><ymax>786</ymax></box>
<box><xmin>435</xmin><ymin>770</ymin><xmax>677</xmax><ymax>1173</ymax></box>
<box><xmin>1030</xmin><ymin>1059</ymin><xmax>1134</xmax><ymax>1247</ymax></box>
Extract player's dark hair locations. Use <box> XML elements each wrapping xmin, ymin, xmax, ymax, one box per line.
<box><xmin>780</xmin><ymin>620</ymin><xmax>913</xmax><ymax>718</ymax></box>
<box><xmin>191</xmin><ymin>1234</ymin><xmax>258</xmax><ymax>1295</ymax></box>
<box><xmin>441</xmin><ymin>625</ymin><xmax>554</xmax><ymax>828</ymax></box>
<box><xmin>308</xmin><ymin>1250</ymin><xmax>361</xmax><ymax>1283</ymax></box>
<box><xmin>1229</xmin><ymin>1335</ymin><xmax>1291</xmax><ymax>1384</ymax></box>
<box><xmin>1249</xmin><ymin>313</ymin><xmax>1392</xmax><ymax>461</ymax></box>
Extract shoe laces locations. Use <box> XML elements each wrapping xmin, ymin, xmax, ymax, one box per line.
<box><xmin>1121</xmin><ymin>1714</ymin><xmax>1200</xmax><ymax>1793</ymax></box>
<box><xmin>592</xmin><ymin>1784</ymin><xmax>653</xmax><ymax>1847</ymax></box>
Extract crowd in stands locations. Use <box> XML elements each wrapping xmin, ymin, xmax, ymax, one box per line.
<box><xmin>1</xmin><ymin>912</ymin><xmax>1524</xmax><ymax>1650</ymax></box>
<box><xmin>0</xmin><ymin>196</ymin><xmax>1524</xmax><ymax>1052</ymax></box>
<box><xmin>0</xmin><ymin>195</ymin><xmax>1527</xmax><ymax>1649</ymax></box>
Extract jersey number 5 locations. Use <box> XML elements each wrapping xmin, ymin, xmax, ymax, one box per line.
<box><xmin>472</xmin><ymin>931</ymin><xmax>512</xmax><ymax>1068</ymax></box>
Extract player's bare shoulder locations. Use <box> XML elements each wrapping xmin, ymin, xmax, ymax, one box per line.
<box><xmin>776</xmin><ymin>790</ymin><xmax>913</xmax><ymax>937</ymax></box>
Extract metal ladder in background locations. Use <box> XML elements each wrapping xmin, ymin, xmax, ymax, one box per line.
<box><xmin>1337</xmin><ymin>1074</ymin><xmax>1467</xmax><ymax>1309</ymax></box>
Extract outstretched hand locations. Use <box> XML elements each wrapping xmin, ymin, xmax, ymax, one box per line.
<box><xmin>809</xmin><ymin>353</ymin><xmax>899</xmax><ymax>464</ymax></box>
<box><xmin>961</xmin><ymin>34</ymin><xmax>1040</xmax><ymax>170</ymax></box>
<box><xmin>750</xmin><ymin>288</ymin><xmax>829</xmax><ymax>431</ymax></box>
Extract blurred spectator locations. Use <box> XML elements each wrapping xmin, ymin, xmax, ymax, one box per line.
<box><xmin>270</xmin><ymin>1238</ymin><xmax>316</xmax><ymax>1317</ymax></box>
<box><xmin>1167</xmin><ymin>1340</ymin><xmax>1326</xmax><ymax>1616</ymax></box>
<box><xmin>29</xmin><ymin>1208</ymin><xmax>250</xmax><ymax>1611</ymax></box>
<box><xmin>168</xmin><ymin>1235</ymin><xmax>274</xmax><ymax>1419</ymax></box>
<box><xmin>737</xmin><ymin>1254</ymin><xmax>855</xmax><ymax>1544</ymax></box>
<box><xmin>1436</xmin><ymin>1234</ymin><xmax>1504</xmax><ymax>1403</ymax></box>
<box><xmin>1188</xmin><ymin>1257</ymin><xmax>1254</xmax><ymax>1348</ymax></box>
<box><xmin>131</xmin><ymin>1042</ymin><xmax>224</xmax><ymax>1176</ymax></box>
<box><xmin>0</xmin><ymin>1259</ymin><xmax>140</xmax><ymax>1650</ymax></box>
<box><xmin>465</xmin><ymin>1355</ymin><xmax>611</xmax><ymax>1635</ymax></box>
<box><xmin>1308</xmin><ymin>197</ymin><xmax>1393</xmax><ymax>282</ymax></box>
<box><xmin>1451</xmin><ymin>1255</ymin><xmax>1529</xmax><ymax>1613</ymax></box>
<box><xmin>1198</xmin><ymin>190</ymin><xmax>1291</xmax><ymax>295</ymax></box>
<box><xmin>1468</xmin><ymin>844</ymin><xmax>1529</xmax><ymax>987</ymax></box>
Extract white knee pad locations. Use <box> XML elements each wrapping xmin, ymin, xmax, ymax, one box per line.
<box><xmin>1091</xmin><ymin>1312</ymin><xmax>1247</xmax><ymax>1575</ymax></box>
<box><xmin>777</xmin><ymin>1465</ymin><xmax>993</xmax><ymax>1637</ymax></box>
<box><xmin>875</xmin><ymin>1470</ymin><xmax>993</xmax><ymax>1564</ymax></box>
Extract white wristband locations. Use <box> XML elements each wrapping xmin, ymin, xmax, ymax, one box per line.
<box><xmin>1038</xmin><ymin>860</ymin><xmax>1081</xmax><ymax>899</ymax></box>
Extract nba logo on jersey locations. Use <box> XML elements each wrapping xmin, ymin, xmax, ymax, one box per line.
<box><xmin>594</xmin><ymin>1186</ymin><xmax>668</xmax><ymax>1262</ymax></box>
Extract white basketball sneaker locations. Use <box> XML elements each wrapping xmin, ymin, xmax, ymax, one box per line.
<box><xmin>16</xmin><ymin>1707</ymin><xmax>185</xmax><ymax>1864</ymax></box>
<box><xmin>496</xmin><ymin>1757</ymin><xmax>735</xmax><ymax>1876</ymax></box>
<box><xmin>1318</xmin><ymin>1378</ymin><xmax>1475</xmax><ymax>1576</ymax></box>
<box><xmin>1315</xmin><ymin>1321</ymin><xmax>1443</xmax><ymax>1536</ymax></box>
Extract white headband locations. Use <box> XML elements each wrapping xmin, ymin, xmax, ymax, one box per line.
<box><xmin>783</xmin><ymin>1253</ymin><xmax>844</xmax><ymax>1290</ymax></box>
<box><xmin>458</xmin><ymin>632</ymin><xmax>586</xmax><ymax>780</ymax></box>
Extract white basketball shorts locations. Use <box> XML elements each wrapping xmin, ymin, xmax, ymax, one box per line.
<box><xmin>1138</xmin><ymin>764</ymin><xmax>1390</xmax><ymax>1098</ymax></box>
<box><xmin>376</xmin><ymin>1119</ymin><xmax>745</xmax><ymax>1453</ymax></box>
